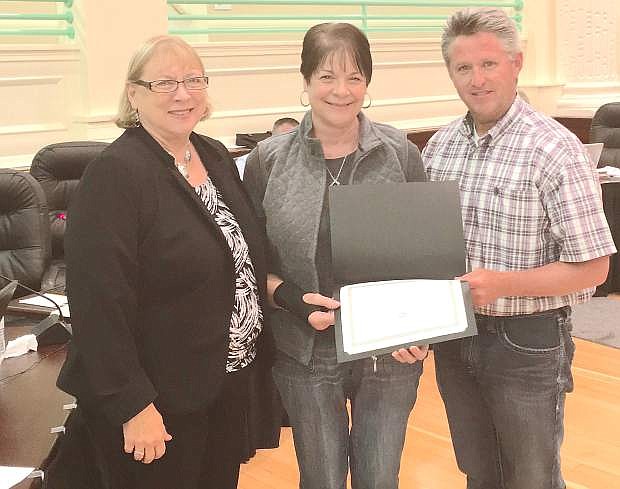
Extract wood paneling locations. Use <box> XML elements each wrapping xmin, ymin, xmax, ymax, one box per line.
<box><xmin>554</xmin><ymin>117</ymin><xmax>593</xmax><ymax>144</ymax></box>
<box><xmin>407</xmin><ymin>129</ymin><xmax>437</xmax><ymax>150</ymax></box>
<box><xmin>405</xmin><ymin>116</ymin><xmax>594</xmax><ymax>150</ymax></box>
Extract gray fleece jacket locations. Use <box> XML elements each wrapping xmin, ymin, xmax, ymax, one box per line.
<box><xmin>244</xmin><ymin>111</ymin><xmax>425</xmax><ymax>365</ymax></box>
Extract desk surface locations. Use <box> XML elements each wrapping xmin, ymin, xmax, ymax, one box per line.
<box><xmin>0</xmin><ymin>316</ymin><xmax>72</xmax><ymax>478</ymax></box>
<box><xmin>6</xmin><ymin>300</ymin><xmax>56</xmax><ymax>318</ymax></box>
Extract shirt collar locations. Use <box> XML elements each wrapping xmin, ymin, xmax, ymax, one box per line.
<box><xmin>457</xmin><ymin>95</ymin><xmax>527</xmax><ymax>144</ymax></box>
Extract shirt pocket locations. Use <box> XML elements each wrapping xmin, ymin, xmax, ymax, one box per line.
<box><xmin>489</xmin><ymin>182</ymin><xmax>547</xmax><ymax>241</ymax></box>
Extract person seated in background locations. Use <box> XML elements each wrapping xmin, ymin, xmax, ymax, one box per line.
<box><xmin>235</xmin><ymin>117</ymin><xmax>299</xmax><ymax>179</ymax></box>
<box><xmin>272</xmin><ymin>116</ymin><xmax>300</xmax><ymax>135</ymax></box>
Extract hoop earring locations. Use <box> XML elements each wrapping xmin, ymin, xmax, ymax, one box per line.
<box><xmin>363</xmin><ymin>93</ymin><xmax>372</xmax><ymax>109</ymax></box>
<box><xmin>299</xmin><ymin>90</ymin><xmax>310</xmax><ymax>107</ymax></box>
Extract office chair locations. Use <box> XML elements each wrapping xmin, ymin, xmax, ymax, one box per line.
<box><xmin>29</xmin><ymin>141</ymin><xmax>108</xmax><ymax>291</ymax></box>
<box><xmin>589</xmin><ymin>102</ymin><xmax>620</xmax><ymax>169</ymax></box>
<box><xmin>0</xmin><ymin>170</ymin><xmax>51</xmax><ymax>297</ymax></box>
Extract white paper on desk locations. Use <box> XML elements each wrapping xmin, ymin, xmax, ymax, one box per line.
<box><xmin>339</xmin><ymin>279</ymin><xmax>469</xmax><ymax>355</ymax></box>
<box><xmin>0</xmin><ymin>466</ymin><xmax>35</xmax><ymax>489</ymax></box>
<box><xmin>4</xmin><ymin>334</ymin><xmax>38</xmax><ymax>358</ymax></box>
<box><xmin>597</xmin><ymin>165</ymin><xmax>620</xmax><ymax>178</ymax></box>
<box><xmin>18</xmin><ymin>293</ymin><xmax>70</xmax><ymax>318</ymax></box>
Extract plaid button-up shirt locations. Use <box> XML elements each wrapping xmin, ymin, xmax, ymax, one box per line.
<box><xmin>423</xmin><ymin>97</ymin><xmax>617</xmax><ymax>316</ymax></box>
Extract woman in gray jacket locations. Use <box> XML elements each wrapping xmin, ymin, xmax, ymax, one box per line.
<box><xmin>243</xmin><ymin>23</ymin><xmax>427</xmax><ymax>489</ymax></box>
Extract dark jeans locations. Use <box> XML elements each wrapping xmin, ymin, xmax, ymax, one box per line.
<box><xmin>434</xmin><ymin>307</ymin><xmax>575</xmax><ymax>489</ymax></box>
<box><xmin>273</xmin><ymin>333</ymin><xmax>423</xmax><ymax>489</ymax></box>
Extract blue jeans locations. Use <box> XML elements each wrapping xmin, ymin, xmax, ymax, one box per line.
<box><xmin>434</xmin><ymin>307</ymin><xmax>575</xmax><ymax>489</ymax></box>
<box><xmin>273</xmin><ymin>332</ymin><xmax>423</xmax><ymax>489</ymax></box>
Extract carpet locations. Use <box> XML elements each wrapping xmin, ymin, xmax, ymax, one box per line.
<box><xmin>570</xmin><ymin>297</ymin><xmax>620</xmax><ymax>348</ymax></box>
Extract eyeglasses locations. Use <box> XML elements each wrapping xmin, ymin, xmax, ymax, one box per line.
<box><xmin>133</xmin><ymin>76</ymin><xmax>209</xmax><ymax>93</ymax></box>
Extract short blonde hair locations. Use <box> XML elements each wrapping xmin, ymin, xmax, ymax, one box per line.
<box><xmin>115</xmin><ymin>35</ymin><xmax>212</xmax><ymax>128</ymax></box>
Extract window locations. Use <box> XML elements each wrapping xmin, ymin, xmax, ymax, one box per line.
<box><xmin>0</xmin><ymin>0</ymin><xmax>74</xmax><ymax>43</ymax></box>
<box><xmin>167</xmin><ymin>1</ymin><xmax>523</xmax><ymax>42</ymax></box>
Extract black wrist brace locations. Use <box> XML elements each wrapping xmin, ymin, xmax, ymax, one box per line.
<box><xmin>273</xmin><ymin>281</ymin><xmax>323</xmax><ymax>322</ymax></box>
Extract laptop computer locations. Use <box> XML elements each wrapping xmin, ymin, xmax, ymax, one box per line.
<box><xmin>584</xmin><ymin>142</ymin><xmax>604</xmax><ymax>169</ymax></box>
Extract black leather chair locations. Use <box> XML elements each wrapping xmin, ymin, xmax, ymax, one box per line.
<box><xmin>0</xmin><ymin>170</ymin><xmax>51</xmax><ymax>297</ymax></box>
<box><xmin>589</xmin><ymin>102</ymin><xmax>620</xmax><ymax>169</ymax></box>
<box><xmin>29</xmin><ymin>141</ymin><xmax>108</xmax><ymax>291</ymax></box>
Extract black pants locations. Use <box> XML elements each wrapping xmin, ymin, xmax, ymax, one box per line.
<box><xmin>76</xmin><ymin>368</ymin><xmax>250</xmax><ymax>489</ymax></box>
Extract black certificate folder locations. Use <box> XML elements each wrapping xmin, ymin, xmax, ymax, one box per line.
<box><xmin>329</xmin><ymin>182</ymin><xmax>478</xmax><ymax>362</ymax></box>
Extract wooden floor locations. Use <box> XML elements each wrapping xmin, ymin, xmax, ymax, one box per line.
<box><xmin>239</xmin><ymin>299</ymin><xmax>620</xmax><ymax>489</ymax></box>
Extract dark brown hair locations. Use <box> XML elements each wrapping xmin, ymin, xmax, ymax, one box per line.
<box><xmin>300</xmin><ymin>23</ymin><xmax>372</xmax><ymax>85</ymax></box>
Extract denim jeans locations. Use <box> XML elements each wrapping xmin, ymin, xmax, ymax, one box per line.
<box><xmin>273</xmin><ymin>332</ymin><xmax>423</xmax><ymax>489</ymax></box>
<box><xmin>434</xmin><ymin>307</ymin><xmax>575</xmax><ymax>489</ymax></box>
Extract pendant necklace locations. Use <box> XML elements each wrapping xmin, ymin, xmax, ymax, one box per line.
<box><xmin>175</xmin><ymin>145</ymin><xmax>192</xmax><ymax>180</ymax></box>
<box><xmin>326</xmin><ymin>154</ymin><xmax>348</xmax><ymax>186</ymax></box>
<box><xmin>154</xmin><ymin>136</ymin><xmax>192</xmax><ymax>180</ymax></box>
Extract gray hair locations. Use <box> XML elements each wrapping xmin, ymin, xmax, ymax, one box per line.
<box><xmin>441</xmin><ymin>8</ymin><xmax>521</xmax><ymax>66</ymax></box>
<box><xmin>115</xmin><ymin>35</ymin><xmax>211</xmax><ymax>128</ymax></box>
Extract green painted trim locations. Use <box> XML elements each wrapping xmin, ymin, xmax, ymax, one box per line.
<box><xmin>168</xmin><ymin>0</ymin><xmax>519</xmax><ymax>6</ymax></box>
<box><xmin>361</xmin><ymin>5</ymin><xmax>368</xmax><ymax>31</ymax></box>
<box><xmin>169</xmin><ymin>14</ymin><xmax>485</xmax><ymax>21</ymax></box>
<box><xmin>0</xmin><ymin>0</ymin><xmax>70</xmax><ymax>3</ymax></box>
<box><xmin>0</xmin><ymin>26</ymin><xmax>74</xmax><ymax>38</ymax></box>
<box><xmin>0</xmin><ymin>12</ymin><xmax>72</xmax><ymax>22</ymax></box>
<box><xmin>170</xmin><ymin>25</ymin><xmax>449</xmax><ymax>34</ymax></box>
<box><xmin>167</xmin><ymin>0</ymin><xmax>523</xmax><ymax>33</ymax></box>
<box><xmin>0</xmin><ymin>0</ymin><xmax>74</xmax><ymax>38</ymax></box>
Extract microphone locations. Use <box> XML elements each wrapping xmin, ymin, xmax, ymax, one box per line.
<box><xmin>0</xmin><ymin>273</ymin><xmax>72</xmax><ymax>346</ymax></box>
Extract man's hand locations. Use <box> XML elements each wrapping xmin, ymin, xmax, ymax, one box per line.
<box><xmin>457</xmin><ymin>268</ymin><xmax>507</xmax><ymax>306</ymax></box>
<box><xmin>392</xmin><ymin>344</ymin><xmax>429</xmax><ymax>364</ymax></box>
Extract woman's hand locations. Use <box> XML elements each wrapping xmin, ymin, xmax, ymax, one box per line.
<box><xmin>302</xmin><ymin>292</ymin><xmax>340</xmax><ymax>331</ymax></box>
<box><xmin>123</xmin><ymin>403</ymin><xmax>173</xmax><ymax>464</ymax></box>
<box><xmin>392</xmin><ymin>344</ymin><xmax>429</xmax><ymax>364</ymax></box>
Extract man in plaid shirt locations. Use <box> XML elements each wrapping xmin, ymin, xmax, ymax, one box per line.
<box><xmin>421</xmin><ymin>7</ymin><xmax>617</xmax><ymax>489</ymax></box>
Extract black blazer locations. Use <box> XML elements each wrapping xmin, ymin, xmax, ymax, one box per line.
<box><xmin>57</xmin><ymin>127</ymin><xmax>273</xmax><ymax>429</ymax></box>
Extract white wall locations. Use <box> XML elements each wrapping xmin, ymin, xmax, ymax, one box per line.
<box><xmin>1</xmin><ymin>0</ymin><xmax>619</xmax><ymax>168</ymax></box>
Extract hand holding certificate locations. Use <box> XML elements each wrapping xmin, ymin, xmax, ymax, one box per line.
<box><xmin>329</xmin><ymin>182</ymin><xmax>478</xmax><ymax>362</ymax></box>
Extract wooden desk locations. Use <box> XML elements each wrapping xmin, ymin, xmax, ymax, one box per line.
<box><xmin>6</xmin><ymin>300</ymin><xmax>56</xmax><ymax>318</ymax></box>
<box><xmin>0</xmin><ymin>315</ymin><xmax>72</xmax><ymax>487</ymax></box>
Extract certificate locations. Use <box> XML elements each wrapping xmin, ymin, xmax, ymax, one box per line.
<box><xmin>336</xmin><ymin>279</ymin><xmax>477</xmax><ymax>361</ymax></box>
<box><xmin>329</xmin><ymin>182</ymin><xmax>478</xmax><ymax>362</ymax></box>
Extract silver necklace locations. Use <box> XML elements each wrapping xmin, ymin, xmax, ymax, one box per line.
<box><xmin>154</xmin><ymin>136</ymin><xmax>192</xmax><ymax>180</ymax></box>
<box><xmin>175</xmin><ymin>146</ymin><xmax>192</xmax><ymax>179</ymax></box>
<box><xmin>326</xmin><ymin>154</ymin><xmax>348</xmax><ymax>186</ymax></box>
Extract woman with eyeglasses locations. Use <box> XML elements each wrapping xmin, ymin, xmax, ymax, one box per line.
<box><xmin>243</xmin><ymin>23</ymin><xmax>428</xmax><ymax>489</ymax></box>
<box><xmin>54</xmin><ymin>35</ymin><xmax>279</xmax><ymax>489</ymax></box>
